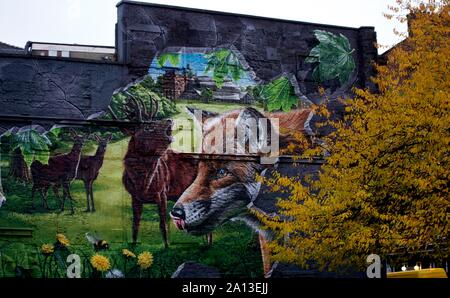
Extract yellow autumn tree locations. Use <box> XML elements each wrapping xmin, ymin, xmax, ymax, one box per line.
<box><xmin>261</xmin><ymin>0</ymin><xmax>449</xmax><ymax>272</ymax></box>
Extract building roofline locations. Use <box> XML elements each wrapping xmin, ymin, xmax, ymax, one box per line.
<box><xmin>0</xmin><ymin>41</ymin><xmax>23</xmax><ymax>50</ymax></box>
<box><xmin>25</xmin><ymin>41</ymin><xmax>115</xmax><ymax>49</ymax></box>
<box><xmin>116</xmin><ymin>1</ymin><xmax>374</xmax><ymax>31</ymax></box>
<box><xmin>0</xmin><ymin>52</ymin><xmax>125</xmax><ymax>65</ymax></box>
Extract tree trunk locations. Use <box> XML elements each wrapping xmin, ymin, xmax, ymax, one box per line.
<box><xmin>9</xmin><ymin>147</ymin><xmax>30</xmax><ymax>182</ymax></box>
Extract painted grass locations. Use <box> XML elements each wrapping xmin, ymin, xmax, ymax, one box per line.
<box><xmin>0</xmin><ymin>135</ymin><xmax>263</xmax><ymax>277</ymax></box>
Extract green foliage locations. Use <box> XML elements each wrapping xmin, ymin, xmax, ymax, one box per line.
<box><xmin>259</xmin><ymin>76</ymin><xmax>298</xmax><ymax>112</ymax></box>
<box><xmin>200</xmin><ymin>88</ymin><xmax>213</xmax><ymax>103</ymax></box>
<box><xmin>10</xmin><ymin>129</ymin><xmax>52</xmax><ymax>167</ymax></box>
<box><xmin>48</xmin><ymin>127</ymin><xmax>62</xmax><ymax>138</ymax></box>
<box><xmin>245</xmin><ymin>85</ymin><xmax>263</xmax><ymax>106</ymax></box>
<box><xmin>262</xmin><ymin>2</ymin><xmax>450</xmax><ymax>272</ymax></box>
<box><xmin>157</xmin><ymin>96</ymin><xmax>178</xmax><ymax>118</ymax></box>
<box><xmin>204</xmin><ymin>49</ymin><xmax>245</xmax><ymax>88</ymax></box>
<box><xmin>0</xmin><ymin>227</ymin><xmax>262</xmax><ymax>278</ymax></box>
<box><xmin>108</xmin><ymin>76</ymin><xmax>178</xmax><ymax>120</ymax></box>
<box><xmin>157</xmin><ymin>52</ymin><xmax>181</xmax><ymax>68</ymax></box>
<box><xmin>0</xmin><ymin>243</ymin><xmax>41</xmax><ymax>278</ymax></box>
<box><xmin>140</xmin><ymin>74</ymin><xmax>164</xmax><ymax>95</ymax></box>
<box><xmin>305</xmin><ymin>30</ymin><xmax>356</xmax><ymax>85</ymax></box>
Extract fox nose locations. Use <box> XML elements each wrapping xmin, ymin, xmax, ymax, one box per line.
<box><xmin>170</xmin><ymin>207</ymin><xmax>185</xmax><ymax>220</ymax></box>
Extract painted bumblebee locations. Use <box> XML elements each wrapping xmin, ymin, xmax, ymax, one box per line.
<box><xmin>85</xmin><ymin>232</ymin><xmax>109</xmax><ymax>251</ymax></box>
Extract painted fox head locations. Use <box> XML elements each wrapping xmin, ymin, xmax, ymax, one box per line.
<box><xmin>171</xmin><ymin>107</ymin><xmax>313</xmax><ymax>235</ymax></box>
<box><xmin>171</xmin><ymin>157</ymin><xmax>263</xmax><ymax>234</ymax></box>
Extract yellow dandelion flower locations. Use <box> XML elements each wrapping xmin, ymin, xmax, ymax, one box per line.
<box><xmin>137</xmin><ymin>251</ymin><xmax>153</xmax><ymax>269</ymax></box>
<box><xmin>56</xmin><ymin>233</ymin><xmax>70</xmax><ymax>247</ymax></box>
<box><xmin>90</xmin><ymin>254</ymin><xmax>111</xmax><ymax>272</ymax></box>
<box><xmin>122</xmin><ymin>249</ymin><xmax>136</xmax><ymax>258</ymax></box>
<box><xmin>41</xmin><ymin>243</ymin><xmax>54</xmax><ymax>255</ymax></box>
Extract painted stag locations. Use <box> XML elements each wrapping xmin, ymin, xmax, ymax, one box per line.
<box><xmin>30</xmin><ymin>130</ymin><xmax>85</xmax><ymax>214</ymax></box>
<box><xmin>110</xmin><ymin>91</ymin><xmax>197</xmax><ymax>248</ymax></box>
<box><xmin>76</xmin><ymin>133</ymin><xmax>112</xmax><ymax>212</ymax></box>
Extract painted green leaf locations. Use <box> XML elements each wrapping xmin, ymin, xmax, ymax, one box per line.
<box><xmin>12</xmin><ymin>129</ymin><xmax>52</xmax><ymax>167</ymax></box>
<box><xmin>306</xmin><ymin>30</ymin><xmax>356</xmax><ymax>85</ymax></box>
<box><xmin>32</xmin><ymin>149</ymin><xmax>51</xmax><ymax>166</ymax></box>
<box><xmin>204</xmin><ymin>49</ymin><xmax>245</xmax><ymax>89</ymax></box>
<box><xmin>157</xmin><ymin>52</ymin><xmax>181</xmax><ymax>67</ymax></box>
<box><xmin>260</xmin><ymin>76</ymin><xmax>298</xmax><ymax>112</ymax></box>
<box><xmin>48</xmin><ymin>127</ymin><xmax>62</xmax><ymax>138</ymax></box>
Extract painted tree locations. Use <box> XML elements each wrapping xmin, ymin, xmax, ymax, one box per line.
<box><xmin>260</xmin><ymin>0</ymin><xmax>450</xmax><ymax>272</ymax></box>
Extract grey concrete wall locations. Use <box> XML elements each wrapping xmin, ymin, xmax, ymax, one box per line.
<box><xmin>0</xmin><ymin>55</ymin><xmax>129</xmax><ymax>127</ymax></box>
<box><xmin>0</xmin><ymin>1</ymin><xmax>377</xmax><ymax>129</ymax></box>
<box><xmin>116</xmin><ymin>1</ymin><xmax>377</xmax><ymax>93</ymax></box>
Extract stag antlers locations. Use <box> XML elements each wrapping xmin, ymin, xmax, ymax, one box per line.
<box><xmin>109</xmin><ymin>90</ymin><xmax>159</xmax><ymax>122</ymax></box>
<box><xmin>66</xmin><ymin>127</ymin><xmax>85</xmax><ymax>140</ymax></box>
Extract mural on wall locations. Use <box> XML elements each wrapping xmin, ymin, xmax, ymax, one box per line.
<box><xmin>0</xmin><ymin>30</ymin><xmax>357</xmax><ymax>278</ymax></box>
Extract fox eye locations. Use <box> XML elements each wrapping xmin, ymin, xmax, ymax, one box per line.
<box><xmin>215</xmin><ymin>168</ymin><xmax>230</xmax><ymax>179</ymax></box>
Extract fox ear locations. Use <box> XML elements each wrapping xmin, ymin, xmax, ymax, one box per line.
<box><xmin>236</xmin><ymin>108</ymin><xmax>275</xmax><ymax>154</ymax></box>
<box><xmin>186</xmin><ymin>107</ymin><xmax>218</xmax><ymax>126</ymax></box>
<box><xmin>236</xmin><ymin>107</ymin><xmax>265</xmax><ymax>123</ymax></box>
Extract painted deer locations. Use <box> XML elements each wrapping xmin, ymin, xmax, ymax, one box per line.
<box><xmin>170</xmin><ymin>107</ymin><xmax>314</xmax><ymax>275</ymax></box>
<box><xmin>110</xmin><ymin>92</ymin><xmax>198</xmax><ymax>248</ymax></box>
<box><xmin>76</xmin><ymin>134</ymin><xmax>112</xmax><ymax>212</ymax></box>
<box><xmin>30</xmin><ymin>131</ymin><xmax>85</xmax><ymax>214</ymax></box>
